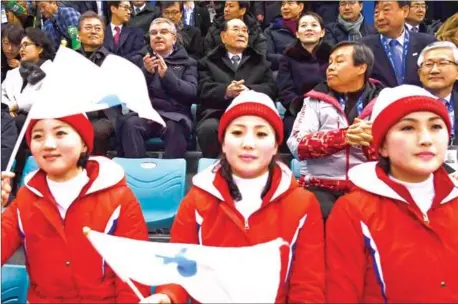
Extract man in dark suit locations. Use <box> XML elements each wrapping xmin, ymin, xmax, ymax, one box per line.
<box><xmin>183</xmin><ymin>1</ymin><xmax>211</xmax><ymax>36</ymax></box>
<box><xmin>405</xmin><ymin>0</ymin><xmax>441</xmax><ymax>35</ymax></box>
<box><xmin>161</xmin><ymin>1</ymin><xmax>202</xmax><ymax>60</ymax></box>
<box><xmin>360</xmin><ymin>1</ymin><xmax>435</xmax><ymax>88</ymax></box>
<box><xmin>128</xmin><ymin>0</ymin><xmax>160</xmax><ymax>35</ymax></box>
<box><xmin>103</xmin><ymin>1</ymin><xmax>144</xmax><ymax>62</ymax></box>
<box><xmin>197</xmin><ymin>18</ymin><xmax>276</xmax><ymax>157</ymax></box>
<box><xmin>418</xmin><ymin>41</ymin><xmax>458</xmax><ymax>143</ymax></box>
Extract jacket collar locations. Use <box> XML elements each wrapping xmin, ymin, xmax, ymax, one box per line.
<box><xmin>24</xmin><ymin>156</ymin><xmax>125</xmax><ymax>199</ymax></box>
<box><xmin>349</xmin><ymin>161</ymin><xmax>458</xmax><ymax>206</ymax></box>
<box><xmin>285</xmin><ymin>40</ymin><xmax>332</xmax><ymax>62</ymax></box>
<box><xmin>192</xmin><ymin>160</ymin><xmax>296</xmax><ymax>204</ymax></box>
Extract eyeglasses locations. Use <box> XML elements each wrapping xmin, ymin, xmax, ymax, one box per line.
<box><xmin>163</xmin><ymin>10</ymin><xmax>181</xmax><ymax>16</ymax></box>
<box><xmin>19</xmin><ymin>42</ymin><xmax>36</xmax><ymax>49</ymax></box>
<box><xmin>148</xmin><ymin>29</ymin><xmax>175</xmax><ymax>37</ymax></box>
<box><xmin>118</xmin><ymin>4</ymin><xmax>131</xmax><ymax>11</ymax></box>
<box><xmin>421</xmin><ymin>60</ymin><xmax>457</xmax><ymax>70</ymax></box>
<box><xmin>411</xmin><ymin>4</ymin><xmax>428</xmax><ymax>10</ymax></box>
<box><xmin>339</xmin><ymin>1</ymin><xmax>358</xmax><ymax>7</ymax></box>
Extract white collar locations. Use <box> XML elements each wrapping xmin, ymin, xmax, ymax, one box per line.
<box><xmin>134</xmin><ymin>4</ymin><xmax>146</xmax><ymax>12</ymax></box>
<box><xmin>184</xmin><ymin>2</ymin><xmax>195</xmax><ymax>10</ymax></box>
<box><xmin>444</xmin><ymin>93</ymin><xmax>452</xmax><ymax>103</ymax></box>
<box><xmin>405</xmin><ymin>23</ymin><xmax>419</xmax><ymax>32</ymax></box>
<box><xmin>111</xmin><ymin>23</ymin><xmax>123</xmax><ymax>33</ymax></box>
<box><xmin>227</xmin><ymin>51</ymin><xmax>243</xmax><ymax>61</ymax></box>
<box><xmin>385</xmin><ymin>28</ymin><xmax>406</xmax><ymax>47</ymax></box>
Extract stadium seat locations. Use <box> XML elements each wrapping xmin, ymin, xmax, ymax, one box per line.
<box><xmin>20</xmin><ymin>156</ymin><xmax>39</xmax><ymax>187</ymax></box>
<box><xmin>1</xmin><ymin>265</ymin><xmax>29</xmax><ymax>304</ymax></box>
<box><xmin>276</xmin><ymin>102</ymin><xmax>286</xmax><ymax>119</ymax></box>
<box><xmin>197</xmin><ymin>158</ymin><xmax>218</xmax><ymax>173</ymax></box>
<box><xmin>112</xmin><ymin>158</ymin><xmax>186</xmax><ymax>231</ymax></box>
<box><xmin>290</xmin><ymin>159</ymin><xmax>301</xmax><ymax>179</ymax></box>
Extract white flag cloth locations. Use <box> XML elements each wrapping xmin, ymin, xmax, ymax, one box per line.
<box><xmin>27</xmin><ymin>47</ymin><xmax>165</xmax><ymax>127</ymax></box>
<box><xmin>85</xmin><ymin>228</ymin><xmax>286</xmax><ymax>303</ymax></box>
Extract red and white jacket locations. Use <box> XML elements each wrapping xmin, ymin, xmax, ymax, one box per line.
<box><xmin>1</xmin><ymin>157</ymin><xmax>151</xmax><ymax>303</ymax></box>
<box><xmin>326</xmin><ymin>161</ymin><xmax>458</xmax><ymax>303</ymax></box>
<box><xmin>287</xmin><ymin>81</ymin><xmax>382</xmax><ymax>190</ymax></box>
<box><xmin>155</xmin><ymin>161</ymin><xmax>325</xmax><ymax>303</ymax></box>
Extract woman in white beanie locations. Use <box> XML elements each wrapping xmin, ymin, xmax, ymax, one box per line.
<box><xmin>144</xmin><ymin>91</ymin><xmax>325</xmax><ymax>303</ymax></box>
<box><xmin>326</xmin><ymin>85</ymin><xmax>458</xmax><ymax>302</ymax></box>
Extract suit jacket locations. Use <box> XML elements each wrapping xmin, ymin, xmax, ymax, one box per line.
<box><xmin>103</xmin><ymin>25</ymin><xmax>145</xmax><ymax>62</ymax></box>
<box><xmin>192</xmin><ymin>5</ymin><xmax>211</xmax><ymax>37</ymax></box>
<box><xmin>360</xmin><ymin>32</ymin><xmax>436</xmax><ymax>88</ymax></box>
<box><xmin>128</xmin><ymin>3</ymin><xmax>160</xmax><ymax>35</ymax></box>
<box><xmin>179</xmin><ymin>25</ymin><xmax>203</xmax><ymax>60</ymax></box>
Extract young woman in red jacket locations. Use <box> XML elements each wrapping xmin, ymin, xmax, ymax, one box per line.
<box><xmin>1</xmin><ymin>113</ymin><xmax>151</xmax><ymax>303</ymax></box>
<box><xmin>326</xmin><ymin>85</ymin><xmax>458</xmax><ymax>302</ymax></box>
<box><xmin>143</xmin><ymin>91</ymin><xmax>325</xmax><ymax>304</ymax></box>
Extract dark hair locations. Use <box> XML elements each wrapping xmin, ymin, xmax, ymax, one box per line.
<box><xmin>1</xmin><ymin>24</ymin><xmax>25</xmax><ymax>46</ymax></box>
<box><xmin>374</xmin><ymin>1</ymin><xmax>410</xmax><ymax>9</ymax></box>
<box><xmin>237</xmin><ymin>1</ymin><xmax>250</xmax><ymax>12</ymax></box>
<box><xmin>78</xmin><ymin>10</ymin><xmax>106</xmax><ymax>31</ymax></box>
<box><xmin>296</xmin><ymin>11</ymin><xmax>325</xmax><ymax>31</ymax></box>
<box><xmin>331</xmin><ymin>41</ymin><xmax>375</xmax><ymax>80</ymax></box>
<box><xmin>77</xmin><ymin>152</ymin><xmax>90</xmax><ymax>169</ymax></box>
<box><xmin>24</xmin><ymin>27</ymin><xmax>56</xmax><ymax>61</ymax></box>
<box><xmin>219</xmin><ymin>155</ymin><xmax>276</xmax><ymax>202</ymax></box>
<box><xmin>160</xmin><ymin>1</ymin><xmax>183</xmax><ymax>12</ymax></box>
<box><xmin>107</xmin><ymin>1</ymin><xmax>122</xmax><ymax>11</ymax></box>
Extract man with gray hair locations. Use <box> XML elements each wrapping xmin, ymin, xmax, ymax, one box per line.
<box><xmin>287</xmin><ymin>41</ymin><xmax>384</xmax><ymax>219</ymax></box>
<box><xmin>418</xmin><ymin>41</ymin><xmax>458</xmax><ymax>142</ymax></box>
<box><xmin>116</xmin><ymin>17</ymin><xmax>198</xmax><ymax>158</ymax></box>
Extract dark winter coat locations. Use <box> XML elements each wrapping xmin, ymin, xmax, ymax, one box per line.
<box><xmin>128</xmin><ymin>3</ymin><xmax>161</xmax><ymax>35</ymax></box>
<box><xmin>264</xmin><ymin>16</ymin><xmax>297</xmax><ymax>70</ymax></box>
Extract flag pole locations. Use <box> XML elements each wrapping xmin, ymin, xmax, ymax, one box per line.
<box><xmin>83</xmin><ymin>227</ymin><xmax>146</xmax><ymax>301</ymax></box>
<box><xmin>5</xmin><ymin>112</ymin><xmax>33</xmax><ymax>172</ymax></box>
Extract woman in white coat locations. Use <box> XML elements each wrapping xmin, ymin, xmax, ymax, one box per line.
<box><xmin>2</xmin><ymin>27</ymin><xmax>55</xmax><ymax>132</ymax></box>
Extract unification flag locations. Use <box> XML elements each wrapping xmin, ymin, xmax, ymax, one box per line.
<box><xmin>84</xmin><ymin>227</ymin><xmax>286</xmax><ymax>303</ymax></box>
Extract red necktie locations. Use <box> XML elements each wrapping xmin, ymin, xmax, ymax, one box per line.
<box><xmin>114</xmin><ymin>26</ymin><xmax>121</xmax><ymax>48</ymax></box>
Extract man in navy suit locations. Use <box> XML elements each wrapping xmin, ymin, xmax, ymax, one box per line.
<box><xmin>360</xmin><ymin>1</ymin><xmax>435</xmax><ymax>88</ymax></box>
<box><xmin>418</xmin><ymin>41</ymin><xmax>458</xmax><ymax>143</ymax></box>
<box><xmin>103</xmin><ymin>1</ymin><xmax>144</xmax><ymax>62</ymax></box>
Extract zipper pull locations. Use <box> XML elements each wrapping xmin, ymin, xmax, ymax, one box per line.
<box><xmin>244</xmin><ymin>218</ymin><xmax>250</xmax><ymax>230</ymax></box>
<box><xmin>423</xmin><ymin>213</ymin><xmax>430</xmax><ymax>224</ymax></box>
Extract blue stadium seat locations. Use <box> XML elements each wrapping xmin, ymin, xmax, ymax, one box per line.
<box><xmin>1</xmin><ymin>265</ymin><xmax>29</xmax><ymax>304</ymax></box>
<box><xmin>112</xmin><ymin>158</ymin><xmax>186</xmax><ymax>230</ymax></box>
<box><xmin>291</xmin><ymin>159</ymin><xmax>301</xmax><ymax>179</ymax></box>
<box><xmin>197</xmin><ymin>158</ymin><xmax>218</xmax><ymax>173</ymax></box>
<box><xmin>20</xmin><ymin>156</ymin><xmax>39</xmax><ymax>186</ymax></box>
<box><xmin>276</xmin><ymin>102</ymin><xmax>286</xmax><ymax>119</ymax></box>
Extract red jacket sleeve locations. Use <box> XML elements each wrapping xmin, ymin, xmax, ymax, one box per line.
<box><xmin>297</xmin><ymin>129</ymin><xmax>349</xmax><ymax>160</ymax></box>
<box><xmin>1</xmin><ymin>200</ymin><xmax>22</xmax><ymax>265</ymax></box>
<box><xmin>287</xmin><ymin>191</ymin><xmax>325</xmax><ymax>303</ymax></box>
<box><xmin>325</xmin><ymin>194</ymin><xmax>366</xmax><ymax>302</ymax></box>
<box><xmin>114</xmin><ymin>189</ymin><xmax>151</xmax><ymax>303</ymax></box>
<box><xmin>155</xmin><ymin>189</ymin><xmax>200</xmax><ymax>303</ymax></box>
<box><xmin>362</xmin><ymin>144</ymin><xmax>378</xmax><ymax>161</ymax></box>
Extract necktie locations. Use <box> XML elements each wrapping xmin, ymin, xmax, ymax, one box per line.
<box><xmin>135</xmin><ymin>7</ymin><xmax>141</xmax><ymax>15</ymax></box>
<box><xmin>231</xmin><ymin>55</ymin><xmax>240</xmax><ymax>68</ymax></box>
<box><xmin>389</xmin><ymin>39</ymin><xmax>403</xmax><ymax>83</ymax></box>
<box><xmin>411</xmin><ymin>26</ymin><xmax>418</xmax><ymax>33</ymax></box>
<box><xmin>114</xmin><ymin>26</ymin><xmax>121</xmax><ymax>48</ymax></box>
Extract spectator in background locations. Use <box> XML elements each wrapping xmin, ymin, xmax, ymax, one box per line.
<box><xmin>1</xmin><ymin>103</ymin><xmax>18</xmax><ymax>171</ymax></box>
<box><xmin>204</xmin><ymin>1</ymin><xmax>267</xmax><ymax>55</ymax></box>
<box><xmin>253</xmin><ymin>1</ymin><xmax>282</xmax><ymax>30</ymax></box>
<box><xmin>1</xmin><ymin>24</ymin><xmax>24</xmax><ymax>83</ymax></box>
<box><xmin>324</xmin><ymin>0</ymin><xmax>376</xmax><ymax>47</ymax></box>
<box><xmin>39</xmin><ymin>1</ymin><xmax>81</xmax><ymax>49</ymax></box>
<box><xmin>4</xmin><ymin>0</ymin><xmax>29</xmax><ymax>28</ymax></box>
<box><xmin>264</xmin><ymin>1</ymin><xmax>304</xmax><ymax>71</ymax></box>
<box><xmin>309</xmin><ymin>1</ymin><xmax>339</xmax><ymax>26</ymax></box>
<box><xmin>405</xmin><ymin>0</ymin><xmax>441</xmax><ymax>34</ymax></box>
<box><xmin>198</xmin><ymin>18</ymin><xmax>276</xmax><ymax>158</ymax></box>
<box><xmin>278</xmin><ymin>12</ymin><xmax>331</xmax><ymax>142</ymax></box>
<box><xmin>418</xmin><ymin>41</ymin><xmax>458</xmax><ymax>143</ymax></box>
<box><xmin>161</xmin><ymin>1</ymin><xmax>203</xmax><ymax>60</ymax></box>
<box><xmin>76</xmin><ymin>11</ymin><xmax>118</xmax><ymax>156</ymax></box>
<box><xmin>118</xmin><ymin>18</ymin><xmax>198</xmax><ymax>159</ymax></box>
<box><xmin>436</xmin><ymin>13</ymin><xmax>458</xmax><ymax>47</ymax></box>
<box><xmin>287</xmin><ymin>41</ymin><xmax>382</xmax><ymax>219</ymax></box>
<box><xmin>128</xmin><ymin>0</ymin><xmax>160</xmax><ymax>35</ymax></box>
<box><xmin>360</xmin><ymin>1</ymin><xmax>435</xmax><ymax>88</ymax></box>
<box><xmin>2</xmin><ymin>27</ymin><xmax>55</xmax><ymax>133</ymax></box>
<box><xmin>183</xmin><ymin>1</ymin><xmax>211</xmax><ymax>36</ymax></box>
<box><xmin>103</xmin><ymin>1</ymin><xmax>144</xmax><ymax>62</ymax></box>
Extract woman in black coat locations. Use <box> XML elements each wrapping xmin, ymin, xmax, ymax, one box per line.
<box><xmin>277</xmin><ymin>12</ymin><xmax>331</xmax><ymax>141</ymax></box>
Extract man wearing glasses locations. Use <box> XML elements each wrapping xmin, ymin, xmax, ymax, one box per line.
<box><xmin>405</xmin><ymin>0</ymin><xmax>441</xmax><ymax>35</ymax></box>
<box><xmin>418</xmin><ymin>41</ymin><xmax>458</xmax><ymax>143</ymax></box>
<box><xmin>103</xmin><ymin>1</ymin><xmax>144</xmax><ymax>62</ymax></box>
